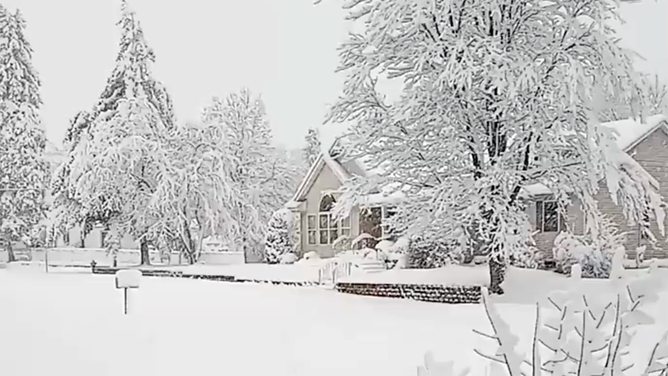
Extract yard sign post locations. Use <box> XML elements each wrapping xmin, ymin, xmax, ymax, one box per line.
<box><xmin>114</xmin><ymin>270</ymin><xmax>142</xmax><ymax>315</ymax></box>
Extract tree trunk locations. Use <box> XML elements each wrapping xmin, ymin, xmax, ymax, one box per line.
<box><xmin>488</xmin><ymin>253</ymin><xmax>507</xmax><ymax>295</ymax></box>
<box><xmin>482</xmin><ymin>208</ymin><xmax>508</xmax><ymax>295</ymax></box>
<box><xmin>6</xmin><ymin>240</ymin><xmax>15</xmax><ymax>263</ymax></box>
<box><xmin>140</xmin><ymin>238</ymin><xmax>150</xmax><ymax>265</ymax></box>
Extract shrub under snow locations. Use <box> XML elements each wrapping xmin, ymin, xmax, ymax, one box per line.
<box><xmin>553</xmin><ymin>214</ymin><xmax>625</xmax><ymax>278</ymax></box>
<box><xmin>407</xmin><ymin>237</ymin><xmax>464</xmax><ymax>269</ymax></box>
<box><xmin>419</xmin><ymin>271</ymin><xmax>668</xmax><ymax>376</ymax></box>
<box><xmin>264</xmin><ymin>210</ymin><xmax>294</xmax><ymax>264</ymax></box>
<box><xmin>279</xmin><ymin>252</ymin><xmax>297</xmax><ymax>264</ymax></box>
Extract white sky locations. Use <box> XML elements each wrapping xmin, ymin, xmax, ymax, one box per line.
<box><xmin>3</xmin><ymin>0</ymin><xmax>667</xmax><ymax>149</ymax></box>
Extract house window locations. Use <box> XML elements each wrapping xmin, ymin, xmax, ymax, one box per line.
<box><xmin>307</xmin><ymin>195</ymin><xmax>351</xmax><ymax>245</ymax></box>
<box><xmin>307</xmin><ymin>214</ymin><xmax>317</xmax><ymax>245</ymax></box>
<box><xmin>536</xmin><ymin>201</ymin><xmax>565</xmax><ymax>233</ymax></box>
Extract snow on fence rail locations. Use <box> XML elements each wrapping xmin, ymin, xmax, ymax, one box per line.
<box><xmin>317</xmin><ymin>261</ymin><xmax>353</xmax><ymax>284</ymax></box>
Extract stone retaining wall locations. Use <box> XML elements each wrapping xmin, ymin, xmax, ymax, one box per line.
<box><xmin>335</xmin><ymin>282</ymin><xmax>482</xmax><ymax>304</ymax></box>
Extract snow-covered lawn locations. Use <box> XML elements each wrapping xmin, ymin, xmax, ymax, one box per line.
<box><xmin>1</xmin><ymin>267</ymin><xmax>667</xmax><ymax>376</ymax></box>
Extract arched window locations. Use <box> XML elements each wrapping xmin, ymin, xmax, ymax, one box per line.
<box><xmin>306</xmin><ymin>194</ymin><xmax>351</xmax><ymax>246</ymax></box>
<box><xmin>319</xmin><ymin>195</ymin><xmax>335</xmax><ymax>212</ymax></box>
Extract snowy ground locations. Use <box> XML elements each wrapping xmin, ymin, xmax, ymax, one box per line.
<box><xmin>1</xmin><ymin>267</ymin><xmax>667</xmax><ymax>376</ymax></box>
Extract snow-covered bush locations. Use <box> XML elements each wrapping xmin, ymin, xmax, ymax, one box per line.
<box><xmin>508</xmin><ymin>245</ymin><xmax>542</xmax><ymax>269</ymax></box>
<box><xmin>264</xmin><ymin>210</ymin><xmax>294</xmax><ymax>264</ymax></box>
<box><xmin>302</xmin><ymin>251</ymin><xmax>320</xmax><ymax>261</ymax></box>
<box><xmin>464</xmin><ymin>273</ymin><xmax>668</xmax><ymax>376</ymax></box>
<box><xmin>410</xmin><ymin>271</ymin><xmax>668</xmax><ymax>376</ymax></box>
<box><xmin>406</xmin><ymin>237</ymin><xmax>463</xmax><ymax>269</ymax></box>
<box><xmin>331</xmin><ymin>234</ymin><xmax>352</xmax><ymax>253</ymax></box>
<box><xmin>553</xmin><ymin>215</ymin><xmax>625</xmax><ymax>278</ymax></box>
<box><xmin>279</xmin><ymin>252</ymin><xmax>297</xmax><ymax>265</ymax></box>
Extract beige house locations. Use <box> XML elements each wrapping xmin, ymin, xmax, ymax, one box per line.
<box><xmin>288</xmin><ymin>115</ymin><xmax>668</xmax><ymax>259</ymax></box>
<box><xmin>285</xmin><ymin>148</ymin><xmax>397</xmax><ymax>258</ymax></box>
<box><xmin>526</xmin><ymin>114</ymin><xmax>668</xmax><ymax>259</ymax></box>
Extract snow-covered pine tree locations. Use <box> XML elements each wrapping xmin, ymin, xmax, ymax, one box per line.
<box><xmin>59</xmin><ymin>0</ymin><xmax>174</xmax><ymax>265</ymax></box>
<box><xmin>201</xmin><ymin>89</ymin><xmax>286</xmax><ymax>262</ymax></box>
<box><xmin>324</xmin><ymin>0</ymin><xmax>664</xmax><ymax>294</ymax></box>
<box><xmin>265</xmin><ymin>209</ymin><xmax>293</xmax><ymax>264</ymax></box>
<box><xmin>302</xmin><ymin>127</ymin><xmax>321</xmax><ymax>168</ymax></box>
<box><xmin>53</xmin><ymin>0</ymin><xmax>175</xmax><ymax>264</ymax></box>
<box><xmin>0</xmin><ymin>7</ymin><xmax>49</xmax><ymax>262</ymax></box>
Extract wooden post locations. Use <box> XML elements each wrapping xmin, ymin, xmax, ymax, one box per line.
<box><xmin>124</xmin><ymin>288</ymin><xmax>128</xmax><ymax>315</ymax></box>
<box><xmin>45</xmin><ymin>248</ymin><xmax>49</xmax><ymax>273</ymax></box>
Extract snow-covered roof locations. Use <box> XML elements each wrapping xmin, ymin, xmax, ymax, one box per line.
<box><xmin>290</xmin><ymin>140</ymin><xmax>365</xmax><ymax>203</ymax></box>
<box><xmin>603</xmin><ymin>114</ymin><xmax>668</xmax><ymax>152</ymax></box>
<box><xmin>524</xmin><ymin>115</ymin><xmax>668</xmax><ymax>198</ymax></box>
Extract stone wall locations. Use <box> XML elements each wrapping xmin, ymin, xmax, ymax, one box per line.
<box><xmin>335</xmin><ymin>282</ymin><xmax>482</xmax><ymax>304</ymax></box>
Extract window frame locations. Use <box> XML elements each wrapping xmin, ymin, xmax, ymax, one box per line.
<box><xmin>307</xmin><ymin>194</ymin><xmax>352</xmax><ymax>246</ymax></box>
<box><xmin>317</xmin><ymin>212</ymin><xmax>352</xmax><ymax>245</ymax></box>
<box><xmin>306</xmin><ymin>214</ymin><xmax>317</xmax><ymax>245</ymax></box>
<box><xmin>535</xmin><ymin>200</ymin><xmax>565</xmax><ymax>233</ymax></box>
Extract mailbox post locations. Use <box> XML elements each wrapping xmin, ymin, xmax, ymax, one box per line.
<box><xmin>115</xmin><ymin>269</ymin><xmax>142</xmax><ymax>315</ymax></box>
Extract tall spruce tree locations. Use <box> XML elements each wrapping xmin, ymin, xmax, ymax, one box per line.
<box><xmin>53</xmin><ymin>0</ymin><xmax>174</xmax><ymax>264</ymax></box>
<box><xmin>0</xmin><ymin>6</ymin><xmax>49</xmax><ymax>261</ymax></box>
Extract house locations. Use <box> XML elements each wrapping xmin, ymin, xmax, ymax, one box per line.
<box><xmin>288</xmin><ymin>115</ymin><xmax>668</xmax><ymax>259</ymax></box>
<box><xmin>285</xmin><ymin>146</ymin><xmax>398</xmax><ymax>258</ymax></box>
<box><xmin>526</xmin><ymin>114</ymin><xmax>668</xmax><ymax>259</ymax></box>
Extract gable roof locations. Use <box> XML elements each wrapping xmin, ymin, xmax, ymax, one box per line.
<box><xmin>604</xmin><ymin>114</ymin><xmax>668</xmax><ymax>152</ymax></box>
<box><xmin>290</xmin><ymin>138</ymin><xmax>367</xmax><ymax>203</ymax></box>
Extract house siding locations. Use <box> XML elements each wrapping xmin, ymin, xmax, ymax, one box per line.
<box><xmin>531</xmin><ymin>123</ymin><xmax>668</xmax><ymax>259</ymax></box>
<box><xmin>627</xmin><ymin>126</ymin><xmax>668</xmax><ymax>257</ymax></box>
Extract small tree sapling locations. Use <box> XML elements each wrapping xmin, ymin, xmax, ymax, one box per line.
<box><xmin>469</xmin><ymin>272</ymin><xmax>668</xmax><ymax>376</ymax></box>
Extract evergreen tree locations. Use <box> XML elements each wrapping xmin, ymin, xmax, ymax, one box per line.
<box><xmin>302</xmin><ymin>127</ymin><xmax>320</xmax><ymax>167</ymax></box>
<box><xmin>265</xmin><ymin>209</ymin><xmax>293</xmax><ymax>264</ymax></box>
<box><xmin>53</xmin><ymin>0</ymin><xmax>174</xmax><ymax>264</ymax></box>
<box><xmin>0</xmin><ymin>7</ymin><xmax>49</xmax><ymax>262</ymax></box>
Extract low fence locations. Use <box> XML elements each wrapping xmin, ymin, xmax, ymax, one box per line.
<box><xmin>335</xmin><ymin>283</ymin><xmax>482</xmax><ymax>304</ymax></box>
<box><xmin>10</xmin><ymin>248</ymin><xmax>245</xmax><ymax>266</ymax></box>
<box><xmin>317</xmin><ymin>261</ymin><xmax>353</xmax><ymax>284</ymax></box>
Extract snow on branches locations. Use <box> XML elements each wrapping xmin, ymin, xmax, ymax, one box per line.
<box><xmin>0</xmin><ymin>6</ymin><xmax>48</xmax><ymax>259</ymax></box>
<box><xmin>323</xmin><ymin>0</ymin><xmax>665</xmax><ymax>293</ymax></box>
<box><xmin>199</xmin><ymin>89</ymin><xmax>295</xmax><ymax>261</ymax></box>
<box><xmin>470</xmin><ymin>273</ymin><xmax>668</xmax><ymax>376</ymax></box>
